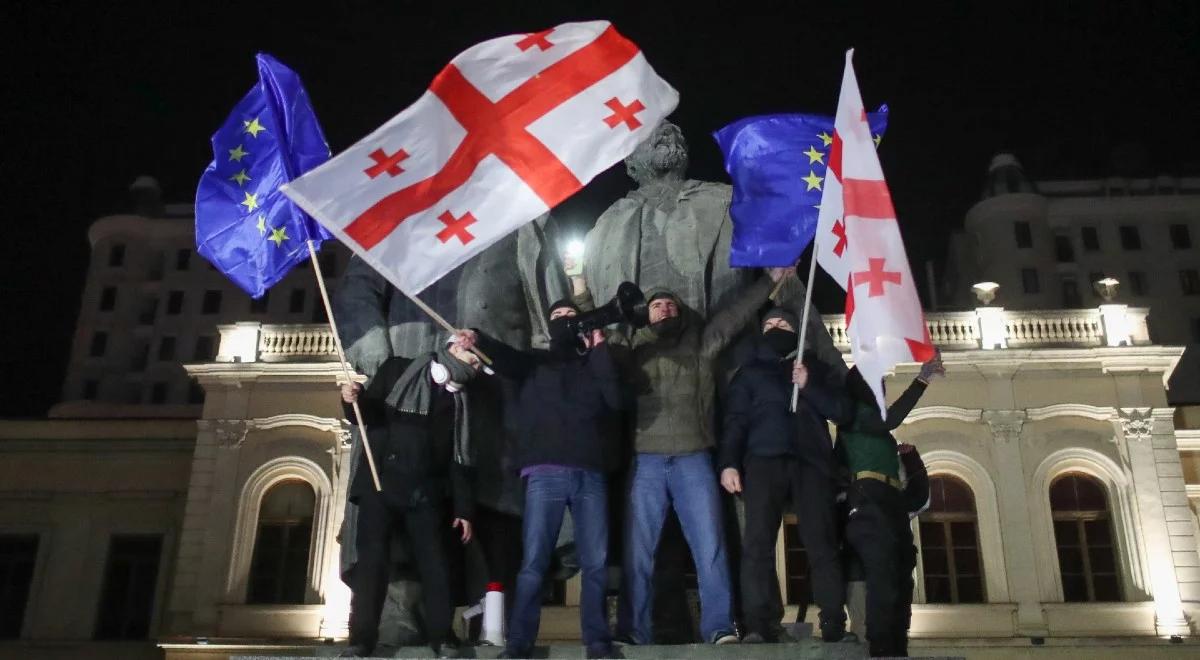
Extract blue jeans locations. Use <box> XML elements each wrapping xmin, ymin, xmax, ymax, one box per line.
<box><xmin>507</xmin><ymin>469</ymin><xmax>610</xmax><ymax>652</ymax></box>
<box><xmin>624</xmin><ymin>452</ymin><xmax>734</xmax><ymax>643</ymax></box>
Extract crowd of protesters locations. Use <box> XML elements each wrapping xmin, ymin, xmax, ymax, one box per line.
<box><xmin>337</xmin><ymin>260</ymin><xmax>944</xmax><ymax>659</ymax></box>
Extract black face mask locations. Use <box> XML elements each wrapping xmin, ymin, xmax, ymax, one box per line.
<box><xmin>762</xmin><ymin>328</ymin><xmax>797</xmax><ymax>357</ymax></box>
<box><xmin>648</xmin><ymin>315</ymin><xmax>683</xmax><ymax>339</ymax></box>
<box><xmin>547</xmin><ymin>317</ymin><xmax>584</xmax><ymax>356</ymax></box>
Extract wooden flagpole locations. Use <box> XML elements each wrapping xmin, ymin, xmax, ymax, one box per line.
<box><xmin>790</xmin><ymin>249</ymin><xmax>820</xmax><ymax>413</ymax></box>
<box><xmin>307</xmin><ymin>241</ymin><xmax>382</xmax><ymax>492</ymax></box>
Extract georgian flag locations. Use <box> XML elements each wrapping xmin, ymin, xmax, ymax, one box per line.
<box><xmin>813</xmin><ymin>50</ymin><xmax>934</xmax><ymax>413</ymax></box>
<box><xmin>282</xmin><ymin>21</ymin><xmax>678</xmax><ymax>294</ymax></box>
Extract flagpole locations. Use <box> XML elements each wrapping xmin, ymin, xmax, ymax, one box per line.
<box><xmin>307</xmin><ymin>241</ymin><xmax>383</xmax><ymax>492</ymax></box>
<box><xmin>790</xmin><ymin>249</ymin><xmax>820</xmax><ymax>413</ymax></box>
<box><xmin>391</xmin><ymin>289</ymin><xmax>493</xmax><ymax>366</ymax></box>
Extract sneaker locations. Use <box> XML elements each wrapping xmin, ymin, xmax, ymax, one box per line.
<box><xmin>435</xmin><ymin>640</ymin><xmax>462</xmax><ymax>658</ymax></box>
<box><xmin>498</xmin><ymin>648</ymin><xmax>530</xmax><ymax>659</ymax></box>
<box><xmin>611</xmin><ymin>634</ymin><xmax>637</xmax><ymax>647</ymax></box>
<box><xmin>336</xmin><ymin>646</ymin><xmax>370</xmax><ymax>658</ymax></box>
<box><xmin>713</xmin><ymin>632</ymin><xmax>740</xmax><ymax>645</ymax></box>
<box><xmin>741</xmin><ymin>632</ymin><xmax>765</xmax><ymax>644</ymax></box>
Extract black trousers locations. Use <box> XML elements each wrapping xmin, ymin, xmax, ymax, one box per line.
<box><xmin>740</xmin><ymin>455</ymin><xmax>845</xmax><ymax>638</ymax></box>
<box><xmin>349</xmin><ymin>491</ymin><xmax>456</xmax><ymax>652</ymax></box>
<box><xmin>844</xmin><ymin>479</ymin><xmax>916</xmax><ymax>658</ymax></box>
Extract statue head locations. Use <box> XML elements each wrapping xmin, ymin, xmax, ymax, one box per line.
<box><xmin>624</xmin><ymin>120</ymin><xmax>689</xmax><ymax>186</ymax></box>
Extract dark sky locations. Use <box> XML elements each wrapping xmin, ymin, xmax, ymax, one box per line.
<box><xmin>2</xmin><ymin>1</ymin><xmax>1198</xmax><ymax>416</ymax></box>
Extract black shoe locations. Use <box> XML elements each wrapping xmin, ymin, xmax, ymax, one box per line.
<box><xmin>498</xmin><ymin>647</ymin><xmax>530</xmax><ymax>659</ymax></box>
<box><xmin>337</xmin><ymin>645</ymin><xmax>371</xmax><ymax>658</ymax></box>
<box><xmin>824</xmin><ymin>630</ymin><xmax>859</xmax><ymax>643</ymax></box>
<box><xmin>611</xmin><ymin>634</ymin><xmax>637</xmax><ymax>647</ymax></box>
<box><xmin>586</xmin><ymin>642</ymin><xmax>622</xmax><ymax>659</ymax></box>
<box><xmin>742</xmin><ymin>632</ymin><xmax>765</xmax><ymax>644</ymax></box>
<box><xmin>435</xmin><ymin>639</ymin><xmax>462</xmax><ymax>658</ymax></box>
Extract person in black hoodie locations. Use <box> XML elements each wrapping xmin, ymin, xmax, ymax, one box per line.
<box><xmin>457</xmin><ymin>299</ymin><xmax>624</xmax><ymax>660</ymax></box>
<box><xmin>339</xmin><ymin>338</ymin><xmax>482</xmax><ymax>658</ymax></box>
<box><xmin>717</xmin><ymin>307</ymin><xmax>849</xmax><ymax>644</ymax></box>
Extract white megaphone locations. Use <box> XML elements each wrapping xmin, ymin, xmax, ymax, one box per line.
<box><xmin>462</xmin><ymin>581</ymin><xmax>505</xmax><ymax>646</ymax></box>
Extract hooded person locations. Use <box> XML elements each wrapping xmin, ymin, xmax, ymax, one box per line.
<box><xmin>598</xmin><ymin>267</ymin><xmax>791</xmax><ymax>646</ymax></box>
<box><xmin>338</xmin><ymin>336</ymin><xmax>484</xmax><ymax>658</ymax></box>
<box><xmin>794</xmin><ymin>350</ymin><xmax>944</xmax><ymax>658</ymax></box>
<box><xmin>458</xmin><ymin>300</ymin><xmax>625</xmax><ymax>660</ymax></box>
<box><xmin>717</xmin><ymin>307</ymin><xmax>850</xmax><ymax>644</ymax></box>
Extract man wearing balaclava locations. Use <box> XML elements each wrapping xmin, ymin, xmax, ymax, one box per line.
<box><xmin>717</xmin><ymin>307</ymin><xmax>850</xmax><ymax>645</ymax></box>
<box><xmin>456</xmin><ymin>301</ymin><xmax>624</xmax><ymax>660</ymax></box>
<box><xmin>339</xmin><ymin>336</ymin><xmax>484</xmax><ymax>658</ymax></box>
<box><xmin>610</xmin><ymin>266</ymin><xmax>792</xmax><ymax>647</ymax></box>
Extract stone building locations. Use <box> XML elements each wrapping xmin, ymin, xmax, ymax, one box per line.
<box><xmin>3</xmin><ymin>186</ymin><xmax>1200</xmax><ymax>659</ymax></box>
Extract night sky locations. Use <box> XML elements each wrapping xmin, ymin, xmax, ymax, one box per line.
<box><xmin>3</xmin><ymin>1</ymin><xmax>1198</xmax><ymax>416</ymax></box>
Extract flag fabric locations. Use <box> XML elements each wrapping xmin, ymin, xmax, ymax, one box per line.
<box><xmin>713</xmin><ymin>109</ymin><xmax>887</xmax><ymax>267</ymax></box>
<box><xmin>282</xmin><ymin>20</ymin><xmax>678</xmax><ymax>295</ymax></box>
<box><xmin>195</xmin><ymin>53</ymin><xmax>333</xmax><ymax>298</ymax></box>
<box><xmin>814</xmin><ymin>50</ymin><xmax>934</xmax><ymax>413</ymax></box>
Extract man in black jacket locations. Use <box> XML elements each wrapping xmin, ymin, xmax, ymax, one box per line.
<box><xmin>339</xmin><ymin>339</ymin><xmax>482</xmax><ymax>658</ymax></box>
<box><xmin>457</xmin><ymin>300</ymin><xmax>624</xmax><ymax>660</ymax></box>
<box><xmin>717</xmin><ymin>307</ymin><xmax>848</xmax><ymax>644</ymax></box>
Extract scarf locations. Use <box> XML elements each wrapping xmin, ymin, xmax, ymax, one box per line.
<box><xmin>384</xmin><ymin>348</ymin><xmax>476</xmax><ymax>466</ymax></box>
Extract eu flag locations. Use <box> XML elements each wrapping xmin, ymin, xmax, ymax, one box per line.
<box><xmin>195</xmin><ymin>53</ymin><xmax>333</xmax><ymax>298</ymax></box>
<box><xmin>713</xmin><ymin>108</ymin><xmax>888</xmax><ymax>267</ymax></box>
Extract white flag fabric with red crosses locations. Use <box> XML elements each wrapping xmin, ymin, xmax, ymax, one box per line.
<box><xmin>282</xmin><ymin>20</ymin><xmax>678</xmax><ymax>294</ymax></box>
<box><xmin>813</xmin><ymin>50</ymin><xmax>934</xmax><ymax>413</ymax></box>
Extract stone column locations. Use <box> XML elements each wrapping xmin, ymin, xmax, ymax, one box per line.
<box><xmin>1119</xmin><ymin>407</ymin><xmax>1193</xmax><ymax>635</ymax></box>
<box><xmin>983</xmin><ymin>410</ymin><xmax>1046</xmax><ymax>635</ymax></box>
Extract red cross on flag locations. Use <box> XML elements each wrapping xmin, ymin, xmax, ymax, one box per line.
<box><xmin>813</xmin><ymin>50</ymin><xmax>934</xmax><ymax>413</ymax></box>
<box><xmin>281</xmin><ymin>21</ymin><xmax>678</xmax><ymax>294</ymax></box>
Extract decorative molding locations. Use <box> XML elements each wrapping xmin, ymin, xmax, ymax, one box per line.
<box><xmin>198</xmin><ymin>415</ymin><xmax>350</xmax><ymax>448</ymax></box>
<box><xmin>1117</xmin><ymin>408</ymin><xmax>1154</xmax><ymax>442</ymax></box>
<box><xmin>1026</xmin><ymin>404</ymin><xmax>1117</xmax><ymax>422</ymax></box>
<box><xmin>249</xmin><ymin>414</ymin><xmax>345</xmax><ymax>435</ymax></box>
<box><xmin>196</xmin><ymin>419</ymin><xmax>250</xmax><ymax>447</ymax></box>
<box><xmin>1177</xmin><ymin>430</ymin><xmax>1200</xmax><ymax>452</ymax></box>
<box><xmin>900</xmin><ymin>406</ymin><xmax>983</xmax><ymax>425</ymax></box>
<box><xmin>982</xmin><ymin>410</ymin><xmax>1026</xmax><ymax>441</ymax></box>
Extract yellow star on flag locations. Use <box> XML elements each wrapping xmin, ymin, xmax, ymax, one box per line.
<box><xmin>255</xmin><ymin>215</ymin><xmax>267</xmax><ymax>235</ymax></box>
<box><xmin>817</xmin><ymin>131</ymin><xmax>833</xmax><ymax>147</ymax></box>
<box><xmin>269</xmin><ymin>226</ymin><xmax>289</xmax><ymax>247</ymax></box>
<box><xmin>240</xmin><ymin>191</ymin><xmax>259</xmax><ymax>212</ymax></box>
<box><xmin>230</xmin><ymin>169</ymin><xmax>251</xmax><ymax>186</ymax></box>
<box><xmin>228</xmin><ymin>144</ymin><xmax>249</xmax><ymax>162</ymax></box>
<box><xmin>803</xmin><ymin>145</ymin><xmax>824</xmax><ymax>165</ymax></box>
<box><xmin>802</xmin><ymin>170</ymin><xmax>823</xmax><ymax>192</ymax></box>
<box><xmin>243</xmin><ymin>117</ymin><xmax>267</xmax><ymax>138</ymax></box>
<box><xmin>873</xmin><ymin>134</ymin><xmax>882</xmax><ymax>147</ymax></box>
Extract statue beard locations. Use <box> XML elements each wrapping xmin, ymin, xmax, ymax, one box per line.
<box><xmin>648</xmin><ymin>142</ymin><xmax>687</xmax><ymax>175</ymax></box>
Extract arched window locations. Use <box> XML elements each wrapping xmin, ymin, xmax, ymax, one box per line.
<box><xmin>918</xmin><ymin>475</ymin><xmax>984</xmax><ymax>603</ymax></box>
<box><xmin>1050</xmin><ymin>473</ymin><xmax>1120</xmax><ymax>602</ymax></box>
<box><xmin>247</xmin><ymin>480</ymin><xmax>315</xmax><ymax>604</ymax></box>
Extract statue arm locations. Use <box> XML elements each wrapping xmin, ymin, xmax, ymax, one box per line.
<box><xmin>699</xmin><ymin>276</ymin><xmax>773</xmax><ymax>360</ymax></box>
<box><xmin>334</xmin><ymin>256</ymin><xmax>394</xmax><ymax>383</ymax></box>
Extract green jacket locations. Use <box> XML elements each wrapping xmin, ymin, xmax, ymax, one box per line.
<box><xmin>801</xmin><ymin>376</ymin><xmax>928</xmax><ymax>480</ymax></box>
<box><xmin>605</xmin><ymin>277</ymin><xmax>775</xmax><ymax>455</ymax></box>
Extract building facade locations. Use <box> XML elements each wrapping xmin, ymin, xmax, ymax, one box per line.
<box><xmin>943</xmin><ymin>154</ymin><xmax>1200</xmax><ymax>347</ymax></box>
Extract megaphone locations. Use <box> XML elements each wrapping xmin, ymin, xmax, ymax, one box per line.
<box><xmin>564</xmin><ymin>281</ymin><xmax>649</xmax><ymax>339</ymax></box>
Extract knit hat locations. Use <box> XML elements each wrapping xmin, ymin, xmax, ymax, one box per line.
<box><xmin>547</xmin><ymin>298</ymin><xmax>579</xmax><ymax>318</ymax></box>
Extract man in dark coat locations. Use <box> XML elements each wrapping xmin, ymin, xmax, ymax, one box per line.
<box><xmin>339</xmin><ymin>339</ymin><xmax>482</xmax><ymax>658</ymax></box>
<box><xmin>457</xmin><ymin>300</ymin><xmax>624</xmax><ymax>660</ymax></box>
<box><xmin>717</xmin><ymin>307</ymin><xmax>849</xmax><ymax>644</ymax></box>
<box><xmin>795</xmin><ymin>351</ymin><xmax>944</xmax><ymax>658</ymax></box>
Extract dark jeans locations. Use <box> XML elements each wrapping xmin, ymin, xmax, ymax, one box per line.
<box><xmin>507</xmin><ymin>469</ymin><xmax>610</xmax><ymax>653</ymax></box>
<box><xmin>740</xmin><ymin>455</ymin><xmax>846</xmax><ymax>638</ymax></box>
<box><xmin>845</xmin><ymin>479</ymin><xmax>916</xmax><ymax>658</ymax></box>
<box><xmin>625</xmin><ymin>452</ymin><xmax>734</xmax><ymax>644</ymax></box>
<box><xmin>349</xmin><ymin>492</ymin><xmax>455</xmax><ymax>653</ymax></box>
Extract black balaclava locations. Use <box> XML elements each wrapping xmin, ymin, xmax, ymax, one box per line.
<box><xmin>761</xmin><ymin>307</ymin><xmax>800</xmax><ymax>357</ymax></box>
<box><xmin>547</xmin><ymin>300</ymin><xmax>583</xmax><ymax>357</ymax></box>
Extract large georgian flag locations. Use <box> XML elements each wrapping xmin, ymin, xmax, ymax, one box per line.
<box><xmin>282</xmin><ymin>21</ymin><xmax>678</xmax><ymax>294</ymax></box>
<box><xmin>814</xmin><ymin>50</ymin><xmax>934</xmax><ymax>412</ymax></box>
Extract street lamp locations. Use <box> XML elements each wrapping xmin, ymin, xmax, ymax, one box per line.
<box><xmin>971</xmin><ymin>281</ymin><xmax>1000</xmax><ymax>306</ymax></box>
<box><xmin>1093</xmin><ymin>277</ymin><xmax>1120</xmax><ymax>302</ymax></box>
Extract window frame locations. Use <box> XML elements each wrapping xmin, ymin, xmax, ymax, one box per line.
<box><xmin>918</xmin><ymin>475</ymin><xmax>986</xmax><ymax>604</ymax></box>
<box><xmin>1014</xmin><ymin>221</ymin><xmax>1033</xmax><ymax>249</ymax></box>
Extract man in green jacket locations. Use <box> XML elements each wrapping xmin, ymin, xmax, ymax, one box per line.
<box><xmin>611</xmin><ymin>267</ymin><xmax>791</xmax><ymax>645</ymax></box>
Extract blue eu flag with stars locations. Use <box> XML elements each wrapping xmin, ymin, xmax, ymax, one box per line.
<box><xmin>713</xmin><ymin>107</ymin><xmax>888</xmax><ymax>267</ymax></box>
<box><xmin>195</xmin><ymin>53</ymin><xmax>333</xmax><ymax>298</ymax></box>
